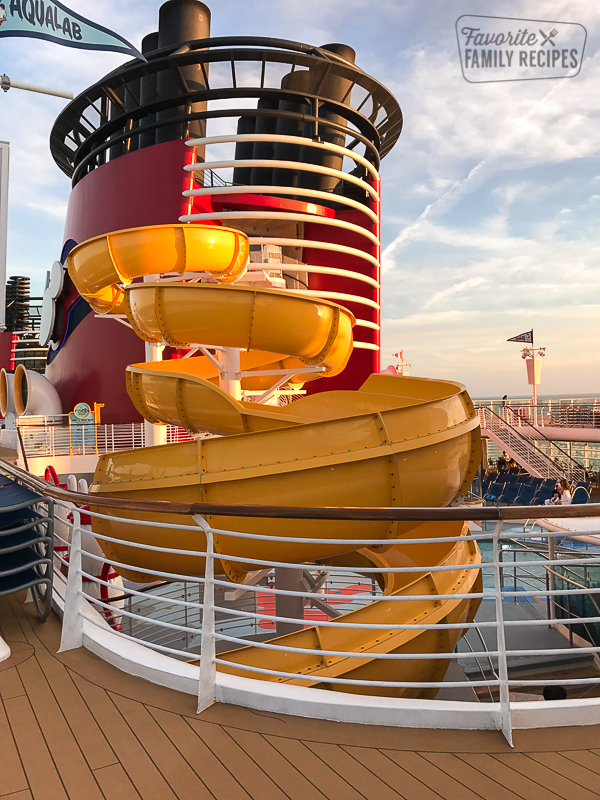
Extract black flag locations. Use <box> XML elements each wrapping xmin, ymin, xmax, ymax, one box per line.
<box><xmin>507</xmin><ymin>330</ymin><xmax>533</xmax><ymax>344</ymax></box>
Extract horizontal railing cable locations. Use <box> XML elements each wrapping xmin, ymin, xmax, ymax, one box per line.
<box><xmin>3</xmin><ymin>457</ymin><xmax>597</xmax><ymax>522</ymax></box>
<box><xmin>11</xmin><ymin>461</ymin><xmax>600</xmax><ymax>741</ymax></box>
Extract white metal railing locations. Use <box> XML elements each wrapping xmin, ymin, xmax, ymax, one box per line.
<box><xmin>477</xmin><ymin>398</ymin><xmax>600</xmax><ymax>428</ymax></box>
<box><xmin>13</xmin><ymin>478</ymin><xmax>596</xmax><ymax>747</ymax></box>
<box><xmin>17</xmin><ymin>422</ymin><xmax>194</xmax><ymax>457</ymax></box>
<box><xmin>19</xmin><ymin>422</ymin><xmax>144</xmax><ymax>458</ymax></box>
<box><xmin>181</xmin><ymin>133</ymin><xmax>381</xmax><ymax>348</ymax></box>
<box><xmin>477</xmin><ymin>406</ymin><xmax>587</xmax><ymax>482</ymax></box>
<box><xmin>501</xmin><ymin>407</ymin><xmax>587</xmax><ymax>483</ymax></box>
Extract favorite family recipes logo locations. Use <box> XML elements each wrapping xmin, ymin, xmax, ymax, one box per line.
<box><xmin>456</xmin><ymin>15</ymin><xmax>587</xmax><ymax>83</ymax></box>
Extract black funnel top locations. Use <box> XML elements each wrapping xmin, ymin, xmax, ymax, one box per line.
<box><xmin>321</xmin><ymin>43</ymin><xmax>356</xmax><ymax>64</ymax></box>
<box><xmin>158</xmin><ymin>0</ymin><xmax>211</xmax><ymax>48</ymax></box>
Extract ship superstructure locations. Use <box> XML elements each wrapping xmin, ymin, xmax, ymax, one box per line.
<box><xmin>0</xmin><ymin>6</ymin><xmax>599</xmax><ymax>798</ymax></box>
<box><xmin>40</xmin><ymin>0</ymin><xmax>401</xmax><ymax>423</ymax></box>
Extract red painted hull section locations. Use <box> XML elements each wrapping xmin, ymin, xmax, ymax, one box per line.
<box><xmin>50</xmin><ymin>142</ymin><xmax>381</xmax><ymax>419</ymax></box>
<box><xmin>52</xmin><ymin>141</ymin><xmax>195</xmax><ymax>422</ymax></box>
<box><xmin>304</xmin><ymin>207</ymin><xmax>379</xmax><ymax>393</ymax></box>
<box><xmin>46</xmin><ymin>313</ymin><xmax>143</xmax><ymax>424</ymax></box>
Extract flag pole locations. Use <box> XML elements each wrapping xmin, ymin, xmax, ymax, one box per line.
<box><xmin>508</xmin><ymin>329</ymin><xmax>543</xmax><ymax>427</ymax></box>
<box><xmin>0</xmin><ymin>75</ymin><xmax>73</xmax><ymax>100</ymax></box>
<box><xmin>531</xmin><ymin>329</ymin><xmax>537</xmax><ymax>426</ymax></box>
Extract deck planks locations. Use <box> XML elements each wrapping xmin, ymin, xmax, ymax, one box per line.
<box><xmin>0</xmin><ymin>596</ymin><xmax>28</xmax><ymax>644</ymax></box>
<box><xmin>4</xmin><ymin>694</ymin><xmax>68</xmax><ymax>800</ymax></box>
<box><xmin>0</xmin><ymin>700</ymin><xmax>29</xmax><ymax>797</ymax></box>
<box><xmin>304</xmin><ymin>741</ymin><xmax>409</xmax><ymax>800</ymax></box>
<box><xmin>383</xmin><ymin>750</ymin><xmax>486</xmax><ymax>800</ymax></box>
<box><xmin>1</xmin><ymin>598</ymin><xmax>600</xmax><ymax>800</ymax></box>
<box><xmin>93</xmin><ymin>764</ymin><xmax>143</xmax><ymax>800</ymax></box>
<box><xmin>265</xmin><ymin>734</ymin><xmax>368</xmax><ymax>800</ymax></box>
<box><xmin>110</xmin><ymin>694</ymin><xmax>214</xmax><ymax>800</ymax></box>
<box><xmin>559</xmin><ymin>749</ymin><xmax>600</xmax><ymax>775</ymax></box>
<box><xmin>186</xmin><ymin>718</ymin><xmax>292</xmax><ymax>800</ymax></box>
<box><xmin>70</xmin><ymin>674</ymin><xmax>180</xmax><ymax>800</ymax></box>
<box><xmin>342</xmin><ymin>746</ymin><xmax>440</xmax><ymax>800</ymax></box>
<box><xmin>458</xmin><ymin>753</ymin><xmax>566</xmax><ymax>800</ymax></box>
<box><xmin>25</xmin><ymin>628</ymin><xmax>117</xmax><ymax>771</ymax></box>
<box><xmin>527</xmin><ymin>752</ymin><xmax>600</xmax><ymax>795</ymax></box>
<box><xmin>0</xmin><ymin>668</ymin><xmax>25</xmax><ymax>701</ymax></box>
<box><xmin>494</xmin><ymin>753</ymin><xmax>600</xmax><ymax>800</ymax></box>
<box><xmin>226</xmin><ymin>726</ymin><xmax>330</xmax><ymax>800</ymax></box>
<box><xmin>149</xmin><ymin>706</ymin><xmax>249</xmax><ymax>800</ymax></box>
<box><xmin>15</xmin><ymin>656</ymin><xmax>104</xmax><ymax>800</ymax></box>
<box><xmin>417</xmin><ymin>752</ymin><xmax>525</xmax><ymax>800</ymax></box>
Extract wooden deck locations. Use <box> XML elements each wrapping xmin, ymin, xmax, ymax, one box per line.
<box><xmin>2</xmin><ymin>594</ymin><xmax>600</xmax><ymax>800</ymax></box>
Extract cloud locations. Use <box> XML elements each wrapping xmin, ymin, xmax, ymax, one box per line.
<box><xmin>0</xmin><ymin>0</ymin><xmax>598</xmax><ymax>397</ymax></box>
<box><xmin>423</xmin><ymin>277</ymin><xmax>486</xmax><ymax>308</ymax></box>
<box><xmin>382</xmin><ymin>45</ymin><xmax>600</xmax><ymax>267</ymax></box>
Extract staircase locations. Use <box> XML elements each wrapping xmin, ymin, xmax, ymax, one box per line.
<box><xmin>478</xmin><ymin>407</ymin><xmax>586</xmax><ymax>483</ymax></box>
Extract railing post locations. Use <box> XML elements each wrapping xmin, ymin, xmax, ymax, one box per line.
<box><xmin>548</xmin><ymin>534</ymin><xmax>556</xmax><ymax>626</ymax></box>
<box><xmin>193</xmin><ymin>514</ymin><xmax>217</xmax><ymax>714</ymax></box>
<box><xmin>492</xmin><ymin>520</ymin><xmax>513</xmax><ymax>747</ymax></box>
<box><xmin>58</xmin><ymin>508</ymin><xmax>84</xmax><ymax>652</ymax></box>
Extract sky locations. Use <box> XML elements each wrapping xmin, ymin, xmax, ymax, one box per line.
<box><xmin>0</xmin><ymin>0</ymin><xmax>598</xmax><ymax>397</ymax></box>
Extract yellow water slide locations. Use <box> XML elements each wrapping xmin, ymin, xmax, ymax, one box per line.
<box><xmin>68</xmin><ymin>223</ymin><xmax>482</xmax><ymax>695</ymax></box>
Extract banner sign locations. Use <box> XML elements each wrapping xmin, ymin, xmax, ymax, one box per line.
<box><xmin>69</xmin><ymin>401</ymin><xmax>95</xmax><ymax>452</ymax></box>
<box><xmin>526</xmin><ymin>357</ymin><xmax>542</xmax><ymax>386</ymax></box>
<box><xmin>507</xmin><ymin>330</ymin><xmax>533</xmax><ymax>344</ymax></box>
<box><xmin>0</xmin><ymin>1</ymin><xmax>144</xmax><ymax>60</ymax></box>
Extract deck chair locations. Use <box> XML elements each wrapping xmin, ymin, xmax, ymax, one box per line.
<box><xmin>0</xmin><ymin>479</ymin><xmax>53</xmax><ymax>621</ymax></box>
<box><xmin>484</xmin><ymin>481</ymin><xmax>506</xmax><ymax>502</ymax></box>
<box><xmin>535</xmin><ymin>484</ymin><xmax>556</xmax><ymax>505</ymax></box>
<box><xmin>499</xmin><ymin>483</ymin><xmax>521</xmax><ymax>505</ymax></box>
<box><xmin>573</xmin><ymin>481</ymin><xmax>591</xmax><ymax>495</ymax></box>
<box><xmin>515</xmin><ymin>484</ymin><xmax>538</xmax><ymax>505</ymax></box>
<box><xmin>571</xmin><ymin>487</ymin><xmax>590</xmax><ymax>505</ymax></box>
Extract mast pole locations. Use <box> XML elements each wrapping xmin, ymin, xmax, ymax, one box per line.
<box><xmin>531</xmin><ymin>330</ymin><xmax>537</xmax><ymax>426</ymax></box>
<box><xmin>0</xmin><ymin>75</ymin><xmax>73</xmax><ymax>100</ymax></box>
<box><xmin>0</xmin><ymin>142</ymin><xmax>8</xmax><ymax>332</ymax></box>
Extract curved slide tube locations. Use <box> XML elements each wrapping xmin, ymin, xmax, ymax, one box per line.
<box><xmin>90</xmin><ymin>371</ymin><xmax>480</xmax><ymax>583</ymax></box>
<box><xmin>218</xmin><ymin>522</ymin><xmax>482</xmax><ymax>699</ymax></box>
<box><xmin>68</xmin><ymin>225</ymin><xmax>354</xmax><ymax>389</ymax></box>
<box><xmin>67</xmin><ymin>222</ymin><xmax>482</xmax><ymax>694</ymax></box>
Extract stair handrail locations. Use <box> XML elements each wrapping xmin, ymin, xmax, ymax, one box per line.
<box><xmin>478</xmin><ymin>407</ymin><xmax>569</xmax><ymax>481</ymax></box>
<box><xmin>503</xmin><ymin>407</ymin><xmax>586</xmax><ymax>483</ymax></box>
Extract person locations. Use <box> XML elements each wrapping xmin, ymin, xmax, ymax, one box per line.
<box><xmin>545</xmin><ymin>479</ymin><xmax>572</xmax><ymax>505</ymax></box>
<box><xmin>558</xmin><ymin>479</ymin><xmax>572</xmax><ymax>505</ymax></box>
<box><xmin>546</xmin><ymin>483</ymin><xmax>560</xmax><ymax>505</ymax></box>
<box><xmin>0</xmin><ymin>4</ymin><xmax>6</xmax><ymax>26</ymax></box>
<box><xmin>497</xmin><ymin>451</ymin><xmax>509</xmax><ymax>472</ymax></box>
<box><xmin>507</xmin><ymin>459</ymin><xmax>519</xmax><ymax>473</ymax></box>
